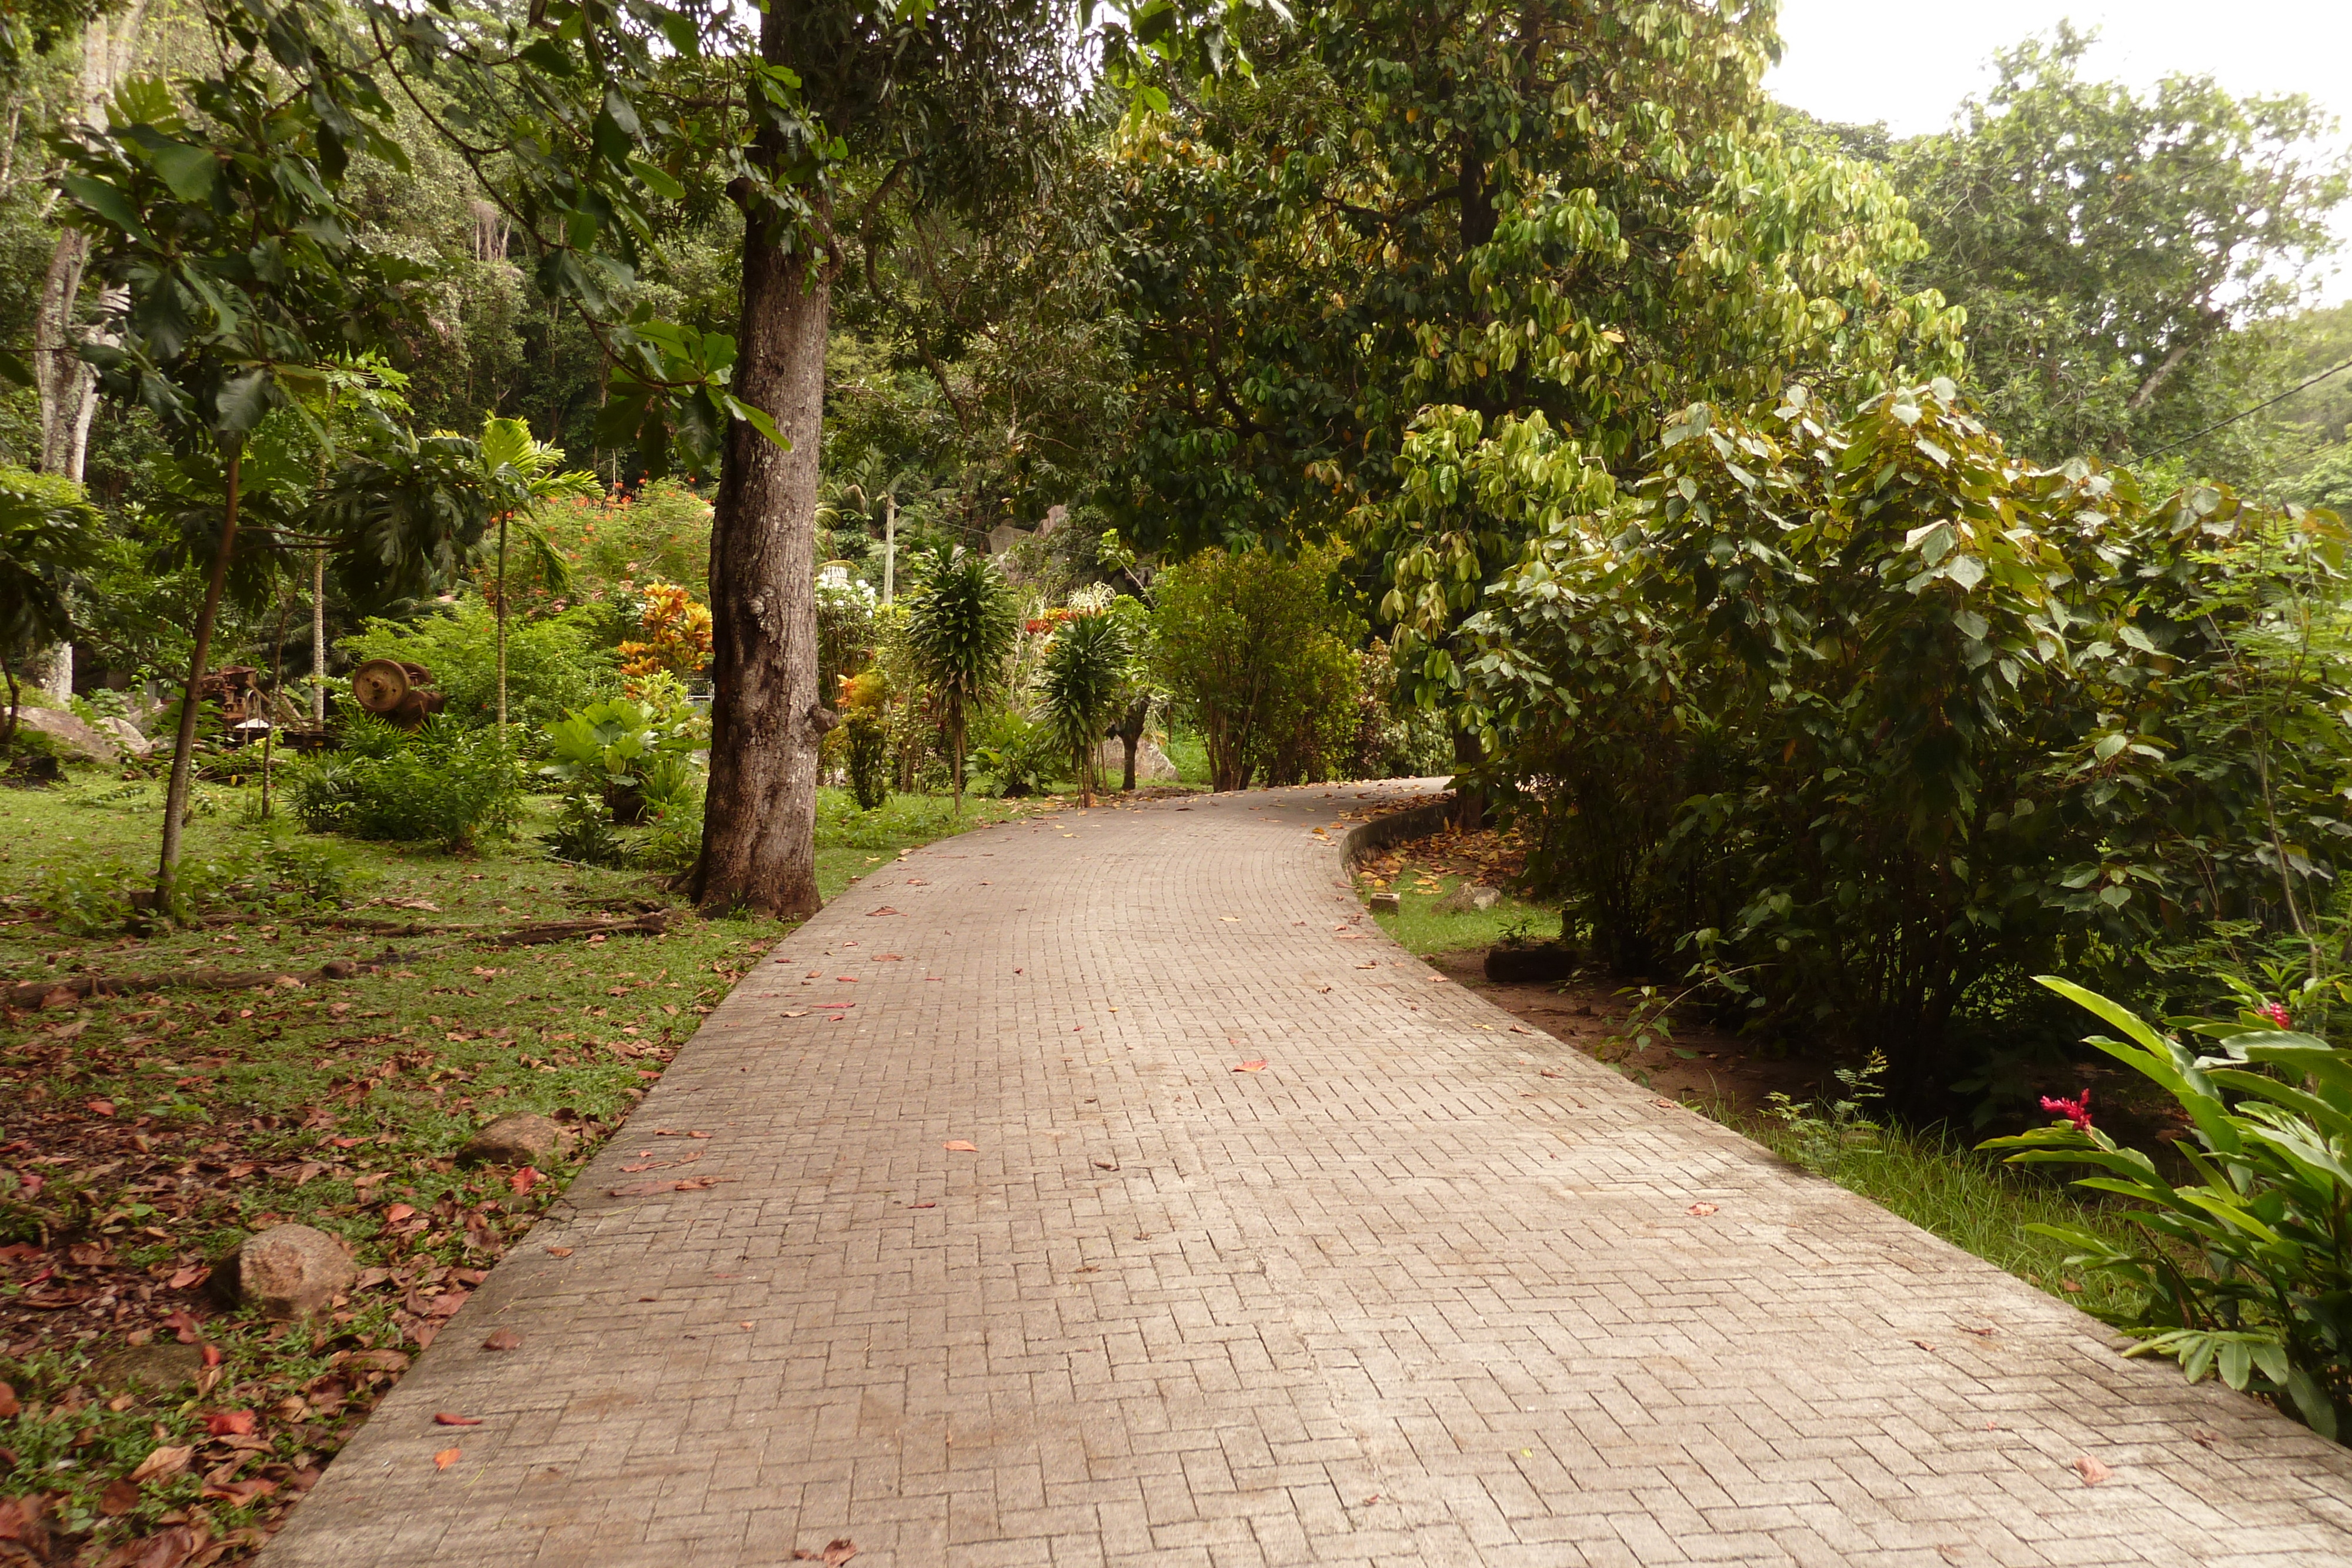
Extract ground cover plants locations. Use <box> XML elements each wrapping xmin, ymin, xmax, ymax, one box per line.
<box><xmin>0</xmin><ymin>773</ymin><xmax>1035</xmax><ymax>1563</ymax></box>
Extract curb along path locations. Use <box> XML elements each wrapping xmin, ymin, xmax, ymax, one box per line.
<box><xmin>261</xmin><ymin>784</ymin><xmax>2352</xmax><ymax>1566</ymax></box>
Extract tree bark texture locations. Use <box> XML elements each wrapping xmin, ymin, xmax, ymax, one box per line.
<box><xmin>690</xmin><ymin>227</ymin><xmax>831</xmax><ymax>918</ymax></box>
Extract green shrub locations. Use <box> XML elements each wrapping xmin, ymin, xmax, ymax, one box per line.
<box><xmin>1448</xmin><ymin>384</ymin><xmax>2352</xmax><ymax>1094</ymax></box>
<box><xmin>1984</xmin><ymin>976</ymin><xmax>2352</xmax><ymax>1440</ymax></box>
<box><xmin>1151</xmin><ymin>544</ymin><xmax>1363</xmax><ymax>791</ymax></box>
<box><xmin>969</xmin><ymin>706</ymin><xmax>1062</xmax><ymax>798</ymax></box>
<box><xmin>341</xmin><ymin>600</ymin><xmax>617</xmax><ymax>736</ymax></box>
<box><xmin>842</xmin><ymin>705</ymin><xmax>891</xmax><ymax>810</ymax></box>
<box><xmin>288</xmin><ymin>715</ymin><xmax>521</xmax><ymax>850</ymax></box>
<box><xmin>538</xmin><ymin>696</ymin><xmax>704</xmax><ymax>865</ymax></box>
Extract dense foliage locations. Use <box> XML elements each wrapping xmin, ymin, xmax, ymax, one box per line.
<box><xmin>1450</xmin><ymin>383</ymin><xmax>2352</xmax><ymax>1093</ymax></box>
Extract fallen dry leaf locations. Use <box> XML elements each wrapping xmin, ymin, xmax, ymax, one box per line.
<box><xmin>128</xmin><ymin>1445</ymin><xmax>193</xmax><ymax>1484</ymax></box>
<box><xmin>2074</xmin><ymin>1455</ymin><xmax>2113</xmax><ymax>1486</ymax></box>
<box><xmin>1686</xmin><ymin>1202</ymin><xmax>1719</xmax><ymax>1217</ymax></box>
<box><xmin>435</xmin><ymin>1412</ymin><xmax>483</xmax><ymax>1426</ymax></box>
<box><xmin>201</xmin><ymin>1409</ymin><xmax>255</xmax><ymax>1436</ymax></box>
<box><xmin>385</xmin><ymin>1203</ymin><xmax>416</xmax><ymax>1223</ymax></box>
<box><xmin>942</xmin><ymin>1140</ymin><xmax>978</xmax><ymax>1152</ymax></box>
<box><xmin>434</xmin><ymin>1447</ymin><xmax>462</xmax><ymax>1470</ymax></box>
<box><xmin>1232</xmin><ymin>1060</ymin><xmax>1268</xmax><ymax>1072</ymax></box>
<box><xmin>509</xmin><ymin>1166</ymin><xmax>540</xmax><ymax>1196</ymax></box>
<box><xmin>98</xmin><ymin>1478</ymin><xmax>139</xmax><ymax>1517</ymax></box>
<box><xmin>0</xmin><ymin>1382</ymin><xmax>16</xmax><ymax>1418</ymax></box>
<box><xmin>791</xmin><ymin>1540</ymin><xmax>859</xmax><ymax>1566</ymax></box>
<box><xmin>907</xmin><ymin>1201</ymin><xmax>936</xmax><ymax>1209</ymax></box>
<box><xmin>482</xmin><ymin>1329</ymin><xmax>523</xmax><ymax>1351</ymax></box>
<box><xmin>545</xmin><ymin>1246</ymin><xmax>574</xmax><ymax>1258</ymax></box>
<box><xmin>1912</xmin><ymin>1340</ymin><xmax>1937</xmax><ymax>1352</ymax></box>
<box><xmin>86</xmin><ymin>1098</ymin><xmax>115</xmax><ymax>1117</ymax></box>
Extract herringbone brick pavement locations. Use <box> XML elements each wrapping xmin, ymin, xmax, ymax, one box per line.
<box><xmin>259</xmin><ymin>783</ymin><xmax>2352</xmax><ymax>1566</ymax></box>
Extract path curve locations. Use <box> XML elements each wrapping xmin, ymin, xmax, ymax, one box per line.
<box><xmin>262</xmin><ymin>783</ymin><xmax>2352</xmax><ymax>1566</ymax></box>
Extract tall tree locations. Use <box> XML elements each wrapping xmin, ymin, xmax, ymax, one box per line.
<box><xmin>1110</xmin><ymin>0</ymin><xmax>1958</xmax><ymax>819</ymax></box>
<box><xmin>1890</xmin><ymin>26</ymin><xmax>2349</xmax><ymax>473</ymax></box>
<box><xmin>375</xmin><ymin>0</ymin><xmax>1202</xmax><ymax>915</ymax></box>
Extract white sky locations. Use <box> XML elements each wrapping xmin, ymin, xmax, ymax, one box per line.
<box><xmin>1765</xmin><ymin>1</ymin><xmax>2352</xmax><ymax>305</ymax></box>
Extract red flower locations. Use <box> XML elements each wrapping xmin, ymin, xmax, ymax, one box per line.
<box><xmin>2040</xmin><ymin>1088</ymin><xmax>2093</xmax><ymax>1132</ymax></box>
<box><xmin>2260</xmin><ymin>1001</ymin><xmax>2292</xmax><ymax>1029</ymax></box>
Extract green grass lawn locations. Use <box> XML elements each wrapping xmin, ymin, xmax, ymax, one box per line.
<box><xmin>0</xmin><ymin>767</ymin><xmax>1034</xmax><ymax>1560</ymax></box>
<box><xmin>1358</xmin><ymin>861</ymin><xmax>1557</xmax><ymax>957</ymax></box>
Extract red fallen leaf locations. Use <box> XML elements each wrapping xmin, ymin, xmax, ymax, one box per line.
<box><xmin>2074</xmin><ymin>1455</ymin><xmax>2113</xmax><ymax>1486</ymax></box>
<box><xmin>162</xmin><ymin>1310</ymin><xmax>200</xmax><ymax>1345</ymax></box>
<box><xmin>1686</xmin><ymin>1203</ymin><xmax>1719</xmax><ymax>1217</ymax></box>
<box><xmin>0</xmin><ymin>1382</ymin><xmax>17</xmax><ymax>1418</ymax></box>
<box><xmin>791</xmin><ymin>1540</ymin><xmax>860</xmax><ymax>1565</ymax></box>
<box><xmin>98</xmin><ymin>1522</ymin><xmax>202</xmax><ymax>1566</ymax></box>
<box><xmin>434</xmin><ymin>1447</ymin><xmax>462</xmax><ymax>1470</ymax></box>
<box><xmin>1232</xmin><ymin>1060</ymin><xmax>1268</xmax><ymax>1072</ymax></box>
<box><xmin>482</xmin><ymin>1329</ymin><xmax>523</xmax><ymax>1351</ymax></box>
<box><xmin>201</xmin><ymin>1409</ymin><xmax>256</xmax><ymax>1436</ymax></box>
<box><xmin>0</xmin><ymin>1243</ymin><xmax>39</xmax><ymax>1262</ymax></box>
<box><xmin>907</xmin><ymin>1201</ymin><xmax>937</xmax><ymax>1209</ymax></box>
<box><xmin>942</xmin><ymin>1140</ymin><xmax>979</xmax><ymax>1152</ymax></box>
<box><xmin>86</xmin><ymin>1099</ymin><xmax>116</xmax><ymax>1117</ymax></box>
<box><xmin>435</xmin><ymin>1412</ymin><xmax>484</xmax><ymax>1426</ymax></box>
<box><xmin>1912</xmin><ymin>1339</ymin><xmax>1937</xmax><ymax>1352</ymax></box>
<box><xmin>835</xmin><ymin>976</ymin><xmax>858</xmax><ymax>982</ymax></box>
<box><xmin>545</xmin><ymin>1246</ymin><xmax>574</xmax><ymax>1258</ymax></box>
<box><xmin>386</xmin><ymin>1203</ymin><xmax>416</xmax><ymax>1223</ymax></box>
<box><xmin>866</xmin><ymin>905</ymin><xmax>904</xmax><ymax>915</ymax></box>
<box><xmin>509</xmin><ymin>1166</ymin><xmax>540</xmax><ymax>1197</ymax></box>
<box><xmin>167</xmin><ymin>1263</ymin><xmax>209</xmax><ymax>1290</ymax></box>
<box><xmin>427</xmin><ymin>1289</ymin><xmax>472</xmax><ymax>1317</ymax></box>
<box><xmin>98</xmin><ymin>1477</ymin><xmax>140</xmax><ymax>1516</ymax></box>
<box><xmin>673</xmin><ymin>1176</ymin><xmax>724</xmax><ymax>1191</ymax></box>
<box><xmin>201</xmin><ymin>1477</ymin><xmax>279</xmax><ymax>1505</ymax></box>
<box><xmin>200</xmin><ymin>1344</ymin><xmax>223</xmax><ymax>1368</ymax></box>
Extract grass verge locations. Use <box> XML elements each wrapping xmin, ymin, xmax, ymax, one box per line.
<box><xmin>0</xmin><ymin>770</ymin><xmax>1036</xmax><ymax>1565</ymax></box>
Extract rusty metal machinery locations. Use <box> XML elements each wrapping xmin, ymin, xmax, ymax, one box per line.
<box><xmin>350</xmin><ymin>659</ymin><xmax>447</xmax><ymax>730</ymax></box>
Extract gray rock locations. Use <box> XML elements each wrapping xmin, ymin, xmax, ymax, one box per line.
<box><xmin>1093</xmin><ymin>738</ymin><xmax>1180</xmax><ymax>785</ymax></box>
<box><xmin>1435</xmin><ymin>883</ymin><xmax>1501</xmax><ymax>913</ymax></box>
<box><xmin>459</xmin><ymin>1112</ymin><xmax>562</xmax><ymax>1166</ymax></box>
<box><xmin>13</xmin><ymin>706</ymin><xmax>118</xmax><ymax>763</ymax></box>
<box><xmin>96</xmin><ymin>716</ymin><xmax>152</xmax><ymax>757</ymax></box>
<box><xmin>89</xmin><ymin>1340</ymin><xmax>206</xmax><ymax>1392</ymax></box>
<box><xmin>223</xmin><ymin>1224</ymin><xmax>355</xmax><ymax>1320</ymax></box>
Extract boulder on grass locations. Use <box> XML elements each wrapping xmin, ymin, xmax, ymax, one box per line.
<box><xmin>1436</xmin><ymin>883</ymin><xmax>1501</xmax><ymax>914</ymax></box>
<box><xmin>13</xmin><ymin>706</ymin><xmax>118</xmax><ymax>763</ymax></box>
<box><xmin>222</xmin><ymin>1224</ymin><xmax>355</xmax><ymax>1319</ymax></box>
<box><xmin>459</xmin><ymin>1112</ymin><xmax>562</xmax><ymax>1166</ymax></box>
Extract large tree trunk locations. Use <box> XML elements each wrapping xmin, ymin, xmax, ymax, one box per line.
<box><xmin>689</xmin><ymin>221</ymin><xmax>831</xmax><ymax>918</ymax></box>
<box><xmin>35</xmin><ymin>1</ymin><xmax>148</xmax><ymax>483</ymax></box>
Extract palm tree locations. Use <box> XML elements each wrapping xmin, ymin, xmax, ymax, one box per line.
<box><xmin>901</xmin><ymin>545</ymin><xmax>1019</xmax><ymax>810</ymax></box>
<box><xmin>473</xmin><ymin>417</ymin><xmax>597</xmax><ymax>744</ymax></box>
<box><xmin>1038</xmin><ymin>610</ymin><xmax>1131</xmax><ymax>807</ymax></box>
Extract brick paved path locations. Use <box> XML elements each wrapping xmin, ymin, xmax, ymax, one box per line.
<box><xmin>263</xmin><ymin>784</ymin><xmax>2352</xmax><ymax>1567</ymax></box>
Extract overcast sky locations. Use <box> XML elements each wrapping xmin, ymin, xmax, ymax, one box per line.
<box><xmin>1763</xmin><ymin>1</ymin><xmax>2352</xmax><ymax>304</ymax></box>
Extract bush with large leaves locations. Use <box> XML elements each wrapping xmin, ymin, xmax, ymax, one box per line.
<box><xmin>1984</xmin><ymin>977</ymin><xmax>2352</xmax><ymax>1440</ymax></box>
<box><xmin>1451</xmin><ymin>382</ymin><xmax>2352</xmax><ymax>1094</ymax></box>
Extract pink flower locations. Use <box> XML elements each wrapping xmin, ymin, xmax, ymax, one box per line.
<box><xmin>2260</xmin><ymin>1001</ymin><xmax>2292</xmax><ymax>1029</ymax></box>
<box><xmin>2040</xmin><ymin>1089</ymin><xmax>2093</xmax><ymax>1132</ymax></box>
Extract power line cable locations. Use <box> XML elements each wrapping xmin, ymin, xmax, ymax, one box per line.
<box><xmin>2139</xmin><ymin>354</ymin><xmax>2352</xmax><ymax>459</ymax></box>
